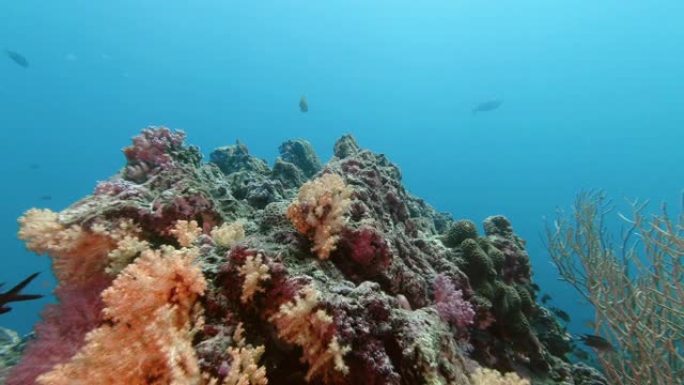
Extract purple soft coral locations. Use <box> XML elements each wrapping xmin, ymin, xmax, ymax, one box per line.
<box><xmin>6</xmin><ymin>275</ymin><xmax>110</xmax><ymax>385</ymax></box>
<box><xmin>433</xmin><ymin>274</ymin><xmax>475</xmax><ymax>330</ymax></box>
<box><xmin>123</xmin><ymin>127</ymin><xmax>186</xmax><ymax>181</ymax></box>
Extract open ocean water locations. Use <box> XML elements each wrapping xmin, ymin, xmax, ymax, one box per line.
<box><xmin>1</xmin><ymin>1</ymin><xmax>683</xmax><ymax>383</ymax></box>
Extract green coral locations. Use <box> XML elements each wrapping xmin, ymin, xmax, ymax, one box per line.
<box><xmin>443</xmin><ymin>220</ymin><xmax>478</xmax><ymax>247</ymax></box>
<box><xmin>459</xmin><ymin>238</ymin><xmax>496</xmax><ymax>283</ymax></box>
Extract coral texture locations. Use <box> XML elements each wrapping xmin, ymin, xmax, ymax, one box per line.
<box><xmin>9</xmin><ymin>127</ymin><xmax>608</xmax><ymax>385</ymax></box>
<box><xmin>36</xmin><ymin>247</ymin><xmax>206</xmax><ymax>385</ymax></box>
<box><xmin>287</xmin><ymin>174</ymin><xmax>352</xmax><ymax>259</ymax></box>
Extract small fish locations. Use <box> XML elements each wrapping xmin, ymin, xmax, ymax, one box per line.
<box><xmin>0</xmin><ymin>273</ymin><xmax>43</xmax><ymax>315</ymax></box>
<box><xmin>551</xmin><ymin>306</ymin><xmax>570</xmax><ymax>322</ymax></box>
<box><xmin>39</xmin><ymin>195</ymin><xmax>52</xmax><ymax>201</ymax></box>
<box><xmin>540</xmin><ymin>293</ymin><xmax>552</xmax><ymax>304</ymax></box>
<box><xmin>5</xmin><ymin>49</ymin><xmax>29</xmax><ymax>68</ymax></box>
<box><xmin>299</xmin><ymin>95</ymin><xmax>308</xmax><ymax>113</ymax></box>
<box><xmin>472</xmin><ymin>99</ymin><xmax>502</xmax><ymax>114</ymax></box>
<box><xmin>578</xmin><ymin>334</ymin><xmax>615</xmax><ymax>352</ymax></box>
<box><xmin>530</xmin><ymin>283</ymin><xmax>540</xmax><ymax>291</ymax></box>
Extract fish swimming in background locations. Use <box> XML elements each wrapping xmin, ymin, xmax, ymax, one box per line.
<box><xmin>550</xmin><ymin>306</ymin><xmax>570</xmax><ymax>322</ymax></box>
<box><xmin>5</xmin><ymin>49</ymin><xmax>29</xmax><ymax>68</ymax></box>
<box><xmin>0</xmin><ymin>272</ymin><xmax>43</xmax><ymax>315</ymax></box>
<box><xmin>39</xmin><ymin>195</ymin><xmax>52</xmax><ymax>201</ymax></box>
<box><xmin>540</xmin><ymin>293</ymin><xmax>552</xmax><ymax>304</ymax></box>
<box><xmin>472</xmin><ymin>99</ymin><xmax>502</xmax><ymax>114</ymax></box>
<box><xmin>578</xmin><ymin>334</ymin><xmax>615</xmax><ymax>352</ymax></box>
<box><xmin>299</xmin><ymin>95</ymin><xmax>308</xmax><ymax>113</ymax></box>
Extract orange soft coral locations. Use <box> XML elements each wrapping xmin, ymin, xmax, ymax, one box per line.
<box><xmin>18</xmin><ymin>209</ymin><xmax>142</xmax><ymax>285</ymax></box>
<box><xmin>37</xmin><ymin>246</ymin><xmax>206</xmax><ymax>385</ymax></box>
<box><xmin>269</xmin><ymin>285</ymin><xmax>350</xmax><ymax>382</ymax></box>
<box><xmin>287</xmin><ymin>174</ymin><xmax>352</xmax><ymax>259</ymax></box>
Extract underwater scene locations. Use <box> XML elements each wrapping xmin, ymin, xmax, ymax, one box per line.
<box><xmin>1</xmin><ymin>1</ymin><xmax>682</xmax><ymax>385</ymax></box>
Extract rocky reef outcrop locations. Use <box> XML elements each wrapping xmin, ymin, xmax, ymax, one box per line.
<box><xmin>5</xmin><ymin>127</ymin><xmax>607</xmax><ymax>385</ymax></box>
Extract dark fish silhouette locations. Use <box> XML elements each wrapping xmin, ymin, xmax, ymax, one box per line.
<box><xmin>551</xmin><ymin>306</ymin><xmax>570</xmax><ymax>322</ymax></box>
<box><xmin>5</xmin><ymin>50</ymin><xmax>29</xmax><ymax>68</ymax></box>
<box><xmin>540</xmin><ymin>293</ymin><xmax>552</xmax><ymax>304</ymax></box>
<box><xmin>0</xmin><ymin>273</ymin><xmax>43</xmax><ymax>315</ymax></box>
<box><xmin>530</xmin><ymin>283</ymin><xmax>540</xmax><ymax>291</ymax></box>
<box><xmin>299</xmin><ymin>95</ymin><xmax>308</xmax><ymax>113</ymax></box>
<box><xmin>578</xmin><ymin>334</ymin><xmax>615</xmax><ymax>352</ymax></box>
<box><xmin>472</xmin><ymin>99</ymin><xmax>502</xmax><ymax>114</ymax></box>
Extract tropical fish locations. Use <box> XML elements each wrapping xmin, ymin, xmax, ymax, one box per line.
<box><xmin>540</xmin><ymin>293</ymin><xmax>552</xmax><ymax>304</ymax></box>
<box><xmin>299</xmin><ymin>95</ymin><xmax>308</xmax><ymax>113</ymax></box>
<box><xmin>0</xmin><ymin>273</ymin><xmax>43</xmax><ymax>315</ymax></box>
<box><xmin>550</xmin><ymin>306</ymin><xmax>570</xmax><ymax>322</ymax></box>
<box><xmin>472</xmin><ymin>99</ymin><xmax>502</xmax><ymax>114</ymax></box>
<box><xmin>5</xmin><ymin>49</ymin><xmax>29</xmax><ymax>68</ymax></box>
<box><xmin>578</xmin><ymin>334</ymin><xmax>615</xmax><ymax>352</ymax></box>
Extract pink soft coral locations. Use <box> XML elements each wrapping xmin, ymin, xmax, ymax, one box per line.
<box><xmin>6</xmin><ymin>275</ymin><xmax>110</xmax><ymax>385</ymax></box>
<box><xmin>433</xmin><ymin>274</ymin><xmax>475</xmax><ymax>329</ymax></box>
<box><xmin>123</xmin><ymin>127</ymin><xmax>186</xmax><ymax>181</ymax></box>
<box><xmin>36</xmin><ymin>247</ymin><xmax>206</xmax><ymax>385</ymax></box>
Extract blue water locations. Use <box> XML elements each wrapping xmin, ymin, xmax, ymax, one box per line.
<box><xmin>1</xmin><ymin>1</ymin><xmax>683</xmax><ymax>339</ymax></box>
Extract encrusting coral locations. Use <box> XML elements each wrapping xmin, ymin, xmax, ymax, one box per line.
<box><xmin>6</xmin><ymin>127</ymin><xmax>608</xmax><ymax>385</ymax></box>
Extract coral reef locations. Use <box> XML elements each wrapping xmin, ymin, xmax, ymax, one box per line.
<box><xmin>7</xmin><ymin>127</ymin><xmax>608</xmax><ymax>385</ymax></box>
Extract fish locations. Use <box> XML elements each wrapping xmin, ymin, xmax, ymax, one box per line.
<box><xmin>540</xmin><ymin>293</ymin><xmax>552</xmax><ymax>304</ymax></box>
<box><xmin>299</xmin><ymin>95</ymin><xmax>308</xmax><ymax>113</ymax></box>
<box><xmin>0</xmin><ymin>272</ymin><xmax>43</xmax><ymax>315</ymax></box>
<box><xmin>472</xmin><ymin>99</ymin><xmax>502</xmax><ymax>114</ymax></box>
<box><xmin>39</xmin><ymin>195</ymin><xmax>52</xmax><ymax>201</ymax></box>
<box><xmin>530</xmin><ymin>283</ymin><xmax>540</xmax><ymax>291</ymax></box>
<box><xmin>578</xmin><ymin>334</ymin><xmax>615</xmax><ymax>352</ymax></box>
<box><xmin>5</xmin><ymin>49</ymin><xmax>29</xmax><ymax>68</ymax></box>
<box><xmin>550</xmin><ymin>306</ymin><xmax>570</xmax><ymax>322</ymax></box>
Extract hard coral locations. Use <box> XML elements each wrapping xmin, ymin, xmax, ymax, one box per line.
<box><xmin>287</xmin><ymin>173</ymin><xmax>352</xmax><ymax>259</ymax></box>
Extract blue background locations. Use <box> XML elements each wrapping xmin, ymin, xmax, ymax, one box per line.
<box><xmin>1</xmin><ymin>1</ymin><xmax>683</xmax><ymax>337</ymax></box>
